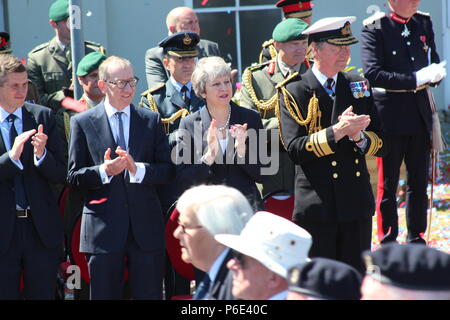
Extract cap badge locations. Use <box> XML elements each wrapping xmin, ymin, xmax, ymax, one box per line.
<box><xmin>183</xmin><ymin>33</ymin><xmax>192</xmax><ymax>45</ymax></box>
<box><xmin>289</xmin><ymin>268</ymin><xmax>300</xmax><ymax>285</ymax></box>
<box><xmin>341</xmin><ymin>22</ymin><xmax>351</xmax><ymax>36</ymax></box>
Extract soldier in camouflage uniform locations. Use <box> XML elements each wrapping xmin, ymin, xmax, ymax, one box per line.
<box><xmin>240</xmin><ymin>18</ymin><xmax>310</xmax><ymax>198</ymax></box>
<box><xmin>259</xmin><ymin>0</ymin><xmax>313</xmax><ymax>64</ymax></box>
<box><xmin>26</xmin><ymin>0</ymin><xmax>105</xmax><ymax>112</ymax></box>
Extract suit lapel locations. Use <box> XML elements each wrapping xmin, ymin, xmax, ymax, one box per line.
<box><xmin>89</xmin><ymin>103</ymin><xmax>117</xmax><ymax>156</ymax></box>
<box><xmin>190</xmin><ymin>90</ymin><xmax>204</xmax><ymax>113</ymax></box>
<box><xmin>331</xmin><ymin>72</ymin><xmax>350</xmax><ymax>124</ymax></box>
<box><xmin>167</xmin><ymin>81</ymin><xmax>188</xmax><ymax>110</ymax></box>
<box><xmin>209</xmin><ymin>249</ymin><xmax>234</xmax><ymax>298</ymax></box>
<box><xmin>303</xmin><ymin>69</ymin><xmax>335</xmax><ymax>127</ymax></box>
<box><xmin>21</xmin><ymin>105</ymin><xmax>36</xmax><ymax>166</ymax></box>
<box><xmin>127</xmin><ymin>104</ymin><xmax>142</xmax><ymax>158</ymax></box>
<box><xmin>200</xmin><ymin>106</ymin><xmax>212</xmax><ymax>153</ymax></box>
<box><xmin>0</xmin><ymin>120</ymin><xmax>5</xmax><ymax>154</ymax></box>
<box><xmin>303</xmin><ymin>69</ymin><xmax>330</xmax><ymax>101</ymax></box>
<box><xmin>271</xmin><ymin>62</ymin><xmax>286</xmax><ymax>84</ymax></box>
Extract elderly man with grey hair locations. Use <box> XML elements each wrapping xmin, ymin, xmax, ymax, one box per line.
<box><xmin>174</xmin><ymin>184</ymin><xmax>253</xmax><ymax>300</ymax></box>
<box><xmin>215</xmin><ymin>211</ymin><xmax>313</xmax><ymax>300</ymax></box>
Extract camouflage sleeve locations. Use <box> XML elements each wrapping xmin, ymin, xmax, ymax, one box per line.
<box><xmin>26</xmin><ymin>54</ymin><xmax>65</xmax><ymax>112</ymax></box>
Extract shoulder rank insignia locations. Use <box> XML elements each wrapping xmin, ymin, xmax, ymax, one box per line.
<box><xmin>363</xmin><ymin>11</ymin><xmax>385</xmax><ymax>27</ymax></box>
<box><xmin>141</xmin><ymin>83</ymin><xmax>165</xmax><ymax>96</ymax></box>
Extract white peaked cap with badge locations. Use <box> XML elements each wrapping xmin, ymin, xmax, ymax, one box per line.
<box><xmin>302</xmin><ymin>16</ymin><xmax>358</xmax><ymax>45</ymax></box>
<box><xmin>214</xmin><ymin>211</ymin><xmax>312</xmax><ymax>279</ymax></box>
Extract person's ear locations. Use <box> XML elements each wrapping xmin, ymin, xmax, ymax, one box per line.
<box><xmin>98</xmin><ymin>79</ymin><xmax>106</xmax><ymax>94</ymax></box>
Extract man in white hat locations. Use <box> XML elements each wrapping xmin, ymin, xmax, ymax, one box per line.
<box><xmin>215</xmin><ymin>211</ymin><xmax>312</xmax><ymax>300</ymax></box>
<box><xmin>277</xmin><ymin>17</ymin><xmax>386</xmax><ymax>272</ymax></box>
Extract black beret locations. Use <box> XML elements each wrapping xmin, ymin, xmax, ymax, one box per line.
<box><xmin>363</xmin><ymin>244</ymin><xmax>450</xmax><ymax>291</ymax></box>
<box><xmin>288</xmin><ymin>258</ymin><xmax>362</xmax><ymax>300</ymax></box>
<box><xmin>159</xmin><ymin>31</ymin><xmax>200</xmax><ymax>58</ymax></box>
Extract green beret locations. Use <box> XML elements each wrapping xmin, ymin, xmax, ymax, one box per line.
<box><xmin>272</xmin><ymin>18</ymin><xmax>309</xmax><ymax>42</ymax></box>
<box><xmin>76</xmin><ymin>52</ymin><xmax>107</xmax><ymax>77</ymax></box>
<box><xmin>49</xmin><ymin>0</ymin><xmax>69</xmax><ymax>22</ymax></box>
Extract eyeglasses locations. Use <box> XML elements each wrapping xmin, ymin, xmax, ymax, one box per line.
<box><xmin>177</xmin><ymin>220</ymin><xmax>203</xmax><ymax>234</ymax></box>
<box><xmin>106</xmin><ymin>77</ymin><xmax>139</xmax><ymax>89</ymax></box>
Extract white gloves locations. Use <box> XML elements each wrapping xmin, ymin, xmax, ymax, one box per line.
<box><xmin>416</xmin><ymin>61</ymin><xmax>447</xmax><ymax>87</ymax></box>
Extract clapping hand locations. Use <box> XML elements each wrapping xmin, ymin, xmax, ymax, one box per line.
<box><xmin>230</xmin><ymin>123</ymin><xmax>248</xmax><ymax>157</ymax></box>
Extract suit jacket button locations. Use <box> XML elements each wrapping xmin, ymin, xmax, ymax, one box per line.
<box><xmin>333</xmin><ymin>173</ymin><xmax>338</xmax><ymax>179</ymax></box>
<box><xmin>411</xmin><ymin>57</ymin><xmax>415</xmax><ymax>61</ymax></box>
<box><xmin>356</xmin><ymin>171</ymin><xmax>361</xmax><ymax>177</ymax></box>
<box><xmin>355</xmin><ymin>159</ymin><xmax>359</xmax><ymax>164</ymax></box>
<box><xmin>331</xmin><ymin>161</ymin><xmax>337</xmax><ymax>167</ymax></box>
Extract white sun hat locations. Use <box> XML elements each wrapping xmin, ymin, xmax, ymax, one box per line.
<box><xmin>214</xmin><ymin>211</ymin><xmax>312</xmax><ymax>279</ymax></box>
<box><xmin>302</xmin><ymin>16</ymin><xmax>358</xmax><ymax>45</ymax></box>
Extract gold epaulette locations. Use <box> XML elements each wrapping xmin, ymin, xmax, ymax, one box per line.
<box><xmin>242</xmin><ymin>64</ymin><xmax>278</xmax><ymax>116</ymax></box>
<box><xmin>85</xmin><ymin>40</ymin><xmax>106</xmax><ymax>54</ymax></box>
<box><xmin>259</xmin><ymin>39</ymin><xmax>277</xmax><ymax>64</ymax></box>
<box><xmin>262</xmin><ymin>39</ymin><xmax>274</xmax><ymax>48</ymax></box>
<box><xmin>141</xmin><ymin>83</ymin><xmax>165</xmax><ymax>96</ymax></box>
<box><xmin>161</xmin><ymin>109</ymin><xmax>190</xmax><ymax>133</ymax></box>
<box><xmin>363</xmin><ymin>131</ymin><xmax>383</xmax><ymax>156</ymax></box>
<box><xmin>29</xmin><ymin>42</ymin><xmax>50</xmax><ymax>54</ymax></box>
<box><xmin>305</xmin><ymin>129</ymin><xmax>334</xmax><ymax>158</ymax></box>
<box><xmin>276</xmin><ymin>79</ymin><xmax>323</xmax><ymax>151</ymax></box>
<box><xmin>275</xmin><ymin>72</ymin><xmax>299</xmax><ymax>89</ymax></box>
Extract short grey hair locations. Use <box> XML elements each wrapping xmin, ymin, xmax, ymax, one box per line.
<box><xmin>191</xmin><ymin>56</ymin><xmax>231</xmax><ymax>98</ymax></box>
<box><xmin>98</xmin><ymin>56</ymin><xmax>133</xmax><ymax>80</ymax></box>
<box><xmin>176</xmin><ymin>185</ymin><xmax>253</xmax><ymax>236</ymax></box>
<box><xmin>0</xmin><ymin>54</ymin><xmax>26</xmax><ymax>87</ymax></box>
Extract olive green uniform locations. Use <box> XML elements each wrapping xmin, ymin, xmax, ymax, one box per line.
<box><xmin>239</xmin><ymin>60</ymin><xmax>308</xmax><ymax>197</ymax></box>
<box><xmin>26</xmin><ymin>37</ymin><xmax>105</xmax><ymax>112</ymax></box>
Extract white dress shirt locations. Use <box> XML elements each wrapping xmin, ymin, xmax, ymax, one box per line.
<box><xmin>98</xmin><ymin>99</ymin><xmax>146</xmax><ymax>184</ymax></box>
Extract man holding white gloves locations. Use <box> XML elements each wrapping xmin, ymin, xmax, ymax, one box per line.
<box><xmin>360</xmin><ymin>0</ymin><xmax>446</xmax><ymax>245</ymax></box>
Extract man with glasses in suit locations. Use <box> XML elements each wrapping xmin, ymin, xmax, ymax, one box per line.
<box><xmin>67</xmin><ymin>56</ymin><xmax>174</xmax><ymax>299</ymax></box>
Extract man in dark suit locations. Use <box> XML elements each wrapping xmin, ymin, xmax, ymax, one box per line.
<box><xmin>145</xmin><ymin>6</ymin><xmax>221</xmax><ymax>89</ymax></box>
<box><xmin>67</xmin><ymin>56</ymin><xmax>174</xmax><ymax>299</ymax></box>
<box><xmin>360</xmin><ymin>0</ymin><xmax>446</xmax><ymax>245</ymax></box>
<box><xmin>278</xmin><ymin>17</ymin><xmax>386</xmax><ymax>271</ymax></box>
<box><xmin>140</xmin><ymin>31</ymin><xmax>204</xmax><ymax>134</ymax></box>
<box><xmin>174</xmin><ymin>185</ymin><xmax>253</xmax><ymax>300</ymax></box>
<box><xmin>0</xmin><ymin>54</ymin><xmax>65</xmax><ymax>299</ymax></box>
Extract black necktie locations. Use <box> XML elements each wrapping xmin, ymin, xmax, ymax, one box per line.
<box><xmin>116</xmin><ymin>112</ymin><xmax>126</xmax><ymax>150</ymax></box>
<box><xmin>181</xmin><ymin>85</ymin><xmax>191</xmax><ymax>106</ymax></box>
<box><xmin>194</xmin><ymin>274</ymin><xmax>211</xmax><ymax>300</ymax></box>
<box><xmin>325</xmin><ymin>78</ymin><xmax>335</xmax><ymax>96</ymax></box>
<box><xmin>7</xmin><ymin>114</ymin><xmax>28</xmax><ymax>209</ymax></box>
